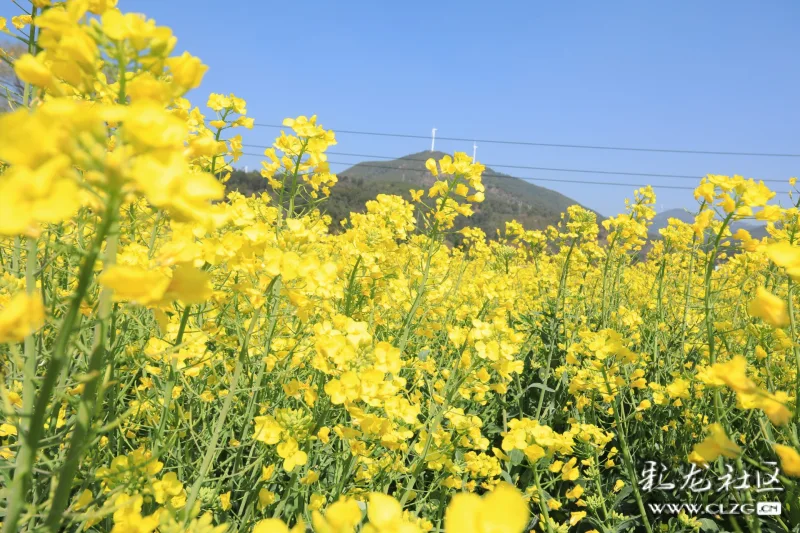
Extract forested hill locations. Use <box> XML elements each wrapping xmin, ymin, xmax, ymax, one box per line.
<box><xmin>226</xmin><ymin>150</ymin><xmax>600</xmax><ymax>238</ymax></box>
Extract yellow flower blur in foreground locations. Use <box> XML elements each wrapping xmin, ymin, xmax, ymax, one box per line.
<box><xmin>766</xmin><ymin>241</ymin><xmax>800</xmax><ymax>280</ymax></box>
<box><xmin>253</xmin><ymin>518</ymin><xmax>305</xmax><ymax>533</ymax></box>
<box><xmin>98</xmin><ymin>265</ymin><xmax>213</xmax><ymax>306</ymax></box>
<box><xmin>0</xmin><ymin>292</ymin><xmax>44</xmax><ymax>343</ymax></box>
<box><xmin>444</xmin><ymin>483</ymin><xmax>529</xmax><ymax>533</ymax></box>
<box><xmin>689</xmin><ymin>424</ymin><xmax>741</xmax><ymax>464</ymax></box>
<box><xmin>748</xmin><ymin>287</ymin><xmax>789</xmax><ymax>327</ymax></box>
<box><xmin>262</xmin><ymin>484</ymin><xmax>528</xmax><ymax>533</ymax></box>
<box><xmin>773</xmin><ymin>444</ymin><xmax>800</xmax><ymax>477</ymax></box>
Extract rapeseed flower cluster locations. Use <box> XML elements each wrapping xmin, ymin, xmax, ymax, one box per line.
<box><xmin>1</xmin><ymin>1</ymin><xmax>800</xmax><ymax>532</ymax></box>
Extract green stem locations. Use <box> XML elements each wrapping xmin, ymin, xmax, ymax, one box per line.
<box><xmin>398</xmin><ymin>358</ymin><xmax>472</xmax><ymax>507</ymax></box>
<box><xmin>20</xmin><ymin>7</ymin><xmax>37</xmax><ymax>109</ymax></box>
<box><xmin>591</xmin><ymin>447</ymin><xmax>610</xmax><ymax>522</ymax></box>
<box><xmin>787</xmin><ymin>277</ymin><xmax>800</xmax><ymax>423</ymax></box>
<box><xmin>602</xmin><ymin>368</ymin><xmax>652</xmax><ymax>533</ymax></box>
<box><xmin>398</xmin><ymin>248</ymin><xmax>434</xmax><ymax>352</ymax></box>
<box><xmin>42</xmin><ymin>215</ymin><xmax>120</xmax><ymax>532</ymax></box>
<box><xmin>3</xmin><ymin>194</ymin><xmax>120</xmax><ymax>533</ymax></box>
<box><xmin>11</xmin><ymin>236</ymin><xmax>20</xmax><ymax>277</ymax></box>
<box><xmin>678</xmin><ymin>234</ymin><xmax>699</xmax><ymax>361</ymax></box>
<box><xmin>533</xmin><ymin>465</ymin><xmax>554</xmax><ymax>533</ymax></box>
<box><xmin>535</xmin><ymin>240</ymin><xmax>576</xmax><ymax>418</ymax></box>
<box><xmin>653</xmin><ymin>256</ymin><xmax>666</xmax><ymax>368</ymax></box>
<box><xmin>279</xmin><ymin>142</ymin><xmax>306</xmax><ymax>227</ymax></box>
<box><xmin>229</xmin><ymin>278</ymin><xmax>281</xmax><ymax>481</ymax></box>
<box><xmin>183</xmin><ymin>305</ymin><xmax>262</xmax><ymax>521</ymax></box>
<box><xmin>147</xmin><ymin>210</ymin><xmax>163</xmax><ymax>259</ymax></box>
<box><xmin>21</xmin><ymin>237</ymin><xmax>37</xmax><ymax>435</ymax></box>
<box><xmin>600</xmin><ymin>233</ymin><xmax>619</xmax><ymax>326</ymax></box>
<box><xmin>152</xmin><ymin>304</ymin><xmax>192</xmax><ymax>456</ymax></box>
<box><xmin>702</xmin><ymin>210</ymin><xmax>735</xmax><ymax>429</ymax></box>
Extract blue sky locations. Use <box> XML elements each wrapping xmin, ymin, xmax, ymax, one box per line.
<box><xmin>7</xmin><ymin>1</ymin><xmax>800</xmax><ymax>216</ymax></box>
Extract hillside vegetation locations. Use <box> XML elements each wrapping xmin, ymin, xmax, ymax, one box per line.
<box><xmin>227</xmin><ymin>150</ymin><xmax>600</xmax><ymax>238</ymax></box>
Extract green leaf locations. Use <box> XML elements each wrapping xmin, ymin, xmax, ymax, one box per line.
<box><xmin>509</xmin><ymin>449</ymin><xmax>525</xmax><ymax>466</ymax></box>
<box><xmin>524</xmin><ymin>382</ymin><xmax>555</xmax><ymax>393</ymax></box>
<box><xmin>698</xmin><ymin>518</ymin><xmax>719</xmax><ymax>531</ymax></box>
<box><xmin>610</xmin><ymin>485</ymin><xmax>633</xmax><ymax>510</ymax></box>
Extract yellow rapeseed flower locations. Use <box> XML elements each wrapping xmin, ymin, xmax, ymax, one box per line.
<box><xmin>312</xmin><ymin>497</ymin><xmax>363</xmax><ymax>533</ymax></box>
<box><xmin>708</xmin><ymin>356</ymin><xmax>758</xmax><ymax>394</ymax></box>
<box><xmin>773</xmin><ymin>444</ymin><xmax>800</xmax><ymax>477</ymax></box>
<box><xmin>748</xmin><ymin>287</ymin><xmax>789</xmax><ymax>327</ymax></box>
<box><xmin>444</xmin><ymin>483</ymin><xmax>529</xmax><ymax>533</ymax></box>
<box><xmin>766</xmin><ymin>241</ymin><xmax>800</xmax><ymax>280</ymax></box>
<box><xmin>689</xmin><ymin>424</ymin><xmax>741</xmax><ymax>464</ymax></box>
<box><xmin>253</xmin><ymin>518</ymin><xmax>305</xmax><ymax>533</ymax></box>
<box><xmin>0</xmin><ymin>292</ymin><xmax>45</xmax><ymax>344</ymax></box>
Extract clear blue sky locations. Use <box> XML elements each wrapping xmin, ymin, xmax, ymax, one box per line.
<box><xmin>11</xmin><ymin>1</ymin><xmax>800</xmax><ymax>216</ymax></box>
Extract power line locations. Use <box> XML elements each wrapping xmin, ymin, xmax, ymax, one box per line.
<box><xmin>239</xmin><ymin>144</ymin><xmax>789</xmax><ymax>184</ymax></box>
<box><xmin>328</xmin><ymin>161</ymin><xmax>694</xmax><ymax>190</ymax></box>
<box><xmin>240</xmin><ymin>152</ymin><xmax>795</xmax><ymax>193</ymax></box>
<box><xmin>251</xmin><ymin>123</ymin><xmax>800</xmax><ymax>158</ymax></box>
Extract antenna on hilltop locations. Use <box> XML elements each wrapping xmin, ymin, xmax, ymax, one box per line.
<box><xmin>472</xmin><ymin>142</ymin><xmax>477</xmax><ymax>163</ymax></box>
<box><xmin>431</xmin><ymin>128</ymin><xmax>437</xmax><ymax>152</ymax></box>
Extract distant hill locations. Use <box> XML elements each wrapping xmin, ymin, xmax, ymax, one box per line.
<box><xmin>650</xmin><ymin>208</ymin><xmax>696</xmax><ymax>229</ymax></box>
<box><xmin>226</xmin><ymin>150</ymin><xmax>601</xmax><ymax>239</ymax></box>
<box><xmin>649</xmin><ymin>208</ymin><xmax>768</xmax><ymax>240</ymax></box>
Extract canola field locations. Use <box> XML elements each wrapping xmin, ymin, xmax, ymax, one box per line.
<box><xmin>1</xmin><ymin>2</ymin><xmax>799</xmax><ymax>532</ymax></box>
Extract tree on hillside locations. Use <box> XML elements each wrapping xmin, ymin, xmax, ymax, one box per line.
<box><xmin>0</xmin><ymin>43</ymin><xmax>26</xmax><ymax>112</ymax></box>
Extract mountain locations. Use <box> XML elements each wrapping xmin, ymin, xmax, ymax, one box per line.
<box><xmin>331</xmin><ymin>150</ymin><xmax>602</xmax><ymax>237</ymax></box>
<box><xmin>650</xmin><ymin>208</ymin><xmax>696</xmax><ymax>229</ymax></box>
<box><xmin>227</xmin><ymin>150</ymin><xmax>600</xmax><ymax>239</ymax></box>
<box><xmin>649</xmin><ymin>208</ymin><xmax>768</xmax><ymax>240</ymax></box>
